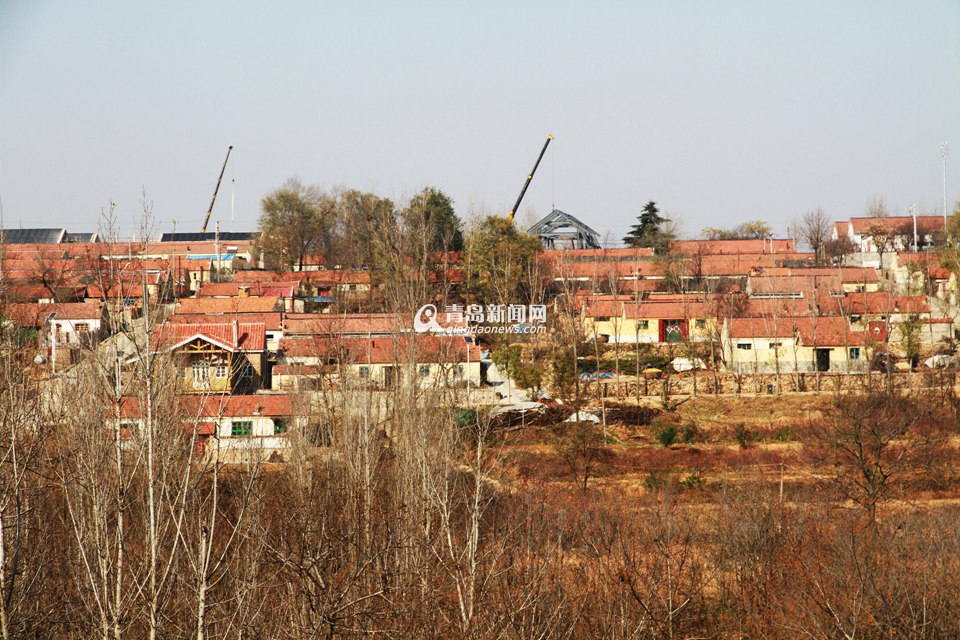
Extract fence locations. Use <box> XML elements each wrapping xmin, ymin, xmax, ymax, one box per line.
<box><xmin>588</xmin><ymin>369</ymin><xmax>959</xmax><ymax>398</ymax></box>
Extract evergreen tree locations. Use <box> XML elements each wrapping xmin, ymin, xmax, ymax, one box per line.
<box><xmin>623</xmin><ymin>201</ymin><xmax>672</xmax><ymax>252</ymax></box>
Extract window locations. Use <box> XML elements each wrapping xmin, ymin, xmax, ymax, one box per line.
<box><xmin>850</xmin><ymin>315</ymin><xmax>862</xmax><ymax>323</ymax></box>
<box><xmin>231</xmin><ymin>421</ymin><xmax>253</xmax><ymax>437</ymax></box>
<box><xmin>273</xmin><ymin>420</ymin><xmax>286</xmax><ymax>435</ymax></box>
<box><xmin>736</xmin><ymin>343</ymin><xmax>752</xmax><ymax>351</ymax></box>
<box><xmin>418</xmin><ymin>364</ymin><xmax>431</xmax><ymax>378</ymax></box>
<box><xmin>695</xmin><ymin>319</ymin><xmax>706</xmax><ymax>329</ymax></box>
<box><xmin>768</xmin><ymin>342</ymin><xmax>782</xmax><ymax>349</ymax></box>
<box><xmin>214</xmin><ymin>364</ymin><xmax>229</xmax><ymax>379</ymax></box>
<box><xmin>120</xmin><ymin>421</ymin><xmax>139</xmax><ymax>436</ymax></box>
<box><xmin>192</xmin><ymin>362</ymin><xmax>209</xmax><ymax>381</ymax></box>
<box><xmin>453</xmin><ymin>364</ymin><xmax>464</xmax><ymax>378</ymax></box>
<box><xmin>75</xmin><ymin>323</ymin><xmax>90</xmax><ymax>333</ymax></box>
<box><xmin>597</xmin><ymin>316</ymin><xmax>611</xmax><ymax>323</ymax></box>
<box><xmin>358</xmin><ymin>366</ymin><xmax>370</xmax><ymax>379</ymax></box>
<box><xmin>638</xmin><ymin>320</ymin><xmax>649</xmax><ymax>330</ymax></box>
<box><xmin>849</xmin><ymin>347</ymin><xmax>861</xmax><ymax>361</ymax></box>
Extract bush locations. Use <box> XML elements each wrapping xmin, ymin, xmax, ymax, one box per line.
<box><xmin>605</xmin><ymin>404</ymin><xmax>661</xmax><ymax>425</ymax></box>
<box><xmin>681</xmin><ymin>421</ymin><xmax>701</xmax><ymax>444</ymax></box>
<box><xmin>656</xmin><ymin>425</ymin><xmax>678</xmax><ymax>447</ymax></box>
<box><xmin>454</xmin><ymin>409</ymin><xmax>478</xmax><ymax>428</ymax></box>
<box><xmin>734</xmin><ymin>423</ymin><xmax>753</xmax><ymax>449</ymax></box>
<box><xmin>771</xmin><ymin>424</ymin><xmax>795</xmax><ymax>442</ymax></box>
<box><xmin>644</xmin><ymin>471</ymin><xmax>669</xmax><ymax>491</ymax></box>
<box><xmin>680</xmin><ymin>472</ymin><xmax>706</xmax><ymax>491</ymax></box>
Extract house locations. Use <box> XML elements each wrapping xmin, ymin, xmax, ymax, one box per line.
<box><xmin>274</xmin><ymin>333</ymin><xmax>483</xmax><ymax>389</ymax></box>
<box><xmin>832</xmin><ymin>216</ymin><xmax>946</xmax><ymax>253</ymax></box>
<box><xmin>583</xmin><ymin>297</ymin><xmax>716</xmax><ymax>344</ymax></box>
<box><xmin>149</xmin><ymin>322</ymin><xmax>268</xmax><ymax>394</ymax></box>
<box><xmin>117</xmin><ymin>394</ymin><xmax>295</xmax><ymax>456</ymax></box>
<box><xmin>724</xmin><ymin>316</ymin><xmax>875</xmax><ymax>374</ymax></box>
<box><xmin>343</xmin><ymin>335</ymin><xmax>483</xmax><ymax>389</ymax></box>
<box><xmin>166</xmin><ymin>312</ymin><xmax>283</xmax><ymax>351</ymax></box>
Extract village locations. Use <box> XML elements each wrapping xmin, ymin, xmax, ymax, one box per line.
<box><xmin>2</xmin><ymin>204</ymin><xmax>959</xmax><ymax>457</ymax></box>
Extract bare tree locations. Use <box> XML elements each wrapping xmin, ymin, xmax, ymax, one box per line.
<box><xmin>799</xmin><ymin>208</ymin><xmax>832</xmax><ymax>265</ymax></box>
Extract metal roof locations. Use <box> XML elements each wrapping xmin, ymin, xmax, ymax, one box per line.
<box><xmin>158</xmin><ymin>232</ymin><xmax>258</xmax><ymax>242</ymax></box>
<box><xmin>1</xmin><ymin>228</ymin><xmax>67</xmax><ymax>244</ymax></box>
<box><xmin>526</xmin><ymin>210</ymin><xmax>600</xmax><ymax>250</ymax></box>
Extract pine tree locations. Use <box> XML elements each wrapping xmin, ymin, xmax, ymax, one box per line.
<box><xmin>623</xmin><ymin>201</ymin><xmax>671</xmax><ymax>252</ymax></box>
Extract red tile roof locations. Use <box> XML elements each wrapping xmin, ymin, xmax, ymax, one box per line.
<box><xmin>196</xmin><ymin>282</ymin><xmax>299</xmax><ymax>298</ymax></box>
<box><xmin>4</xmin><ymin>301</ymin><xmax>104</xmax><ymax>326</ymax></box>
<box><xmin>749</xmin><ymin>275</ymin><xmax>843</xmax><ymax>296</ymax></box>
<box><xmin>729</xmin><ymin>316</ymin><xmax>870</xmax><ymax>347</ymax></box>
<box><xmin>728</xmin><ymin>317</ymin><xmax>799</xmax><ymax>339</ymax></box>
<box><xmin>671</xmin><ymin>239</ymin><xmax>795</xmax><ymax>255</ymax></box>
<box><xmin>543</xmin><ymin>247</ymin><xmax>655</xmax><ymax>261</ymax></box>
<box><xmin>175</xmin><ymin>297</ymin><xmax>281</xmax><ymax>315</ymax></box>
<box><xmin>847</xmin><ymin>216</ymin><xmax>945</xmax><ymax>236</ymax></box>
<box><xmin>153</xmin><ymin>322</ymin><xmax>266</xmax><ymax>352</ymax></box>
<box><xmin>841</xmin><ymin>292</ymin><xmax>930</xmax><ymax>315</ymax></box>
<box><xmin>283</xmin><ymin>313</ymin><xmax>415</xmax><ymax>336</ymax></box>
<box><xmin>166</xmin><ymin>312</ymin><xmax>282</xmax><ymax>331</ymax></box>
<box><xmin>555</xmin><ymin>261</ymin><xmax>659</xmax><ymax>279</ymax></box>
<box><xmin>794</xmin><ymin>317</ymin><xmax>868</xmax><ymax>347</ymax></box>
<box><xmin>741</xmin><ymin>294</ymin><xmax>843</xmax><ymax>318</ymax></box>
<box><xmin>234</xmin><ymin>270</ymin><xmax>302</xmax><ymax>283</ymax></box>
<box><xmin>119</xmin><ymin>394</ymin><xmax>291</xmax><ymax>420</ymax></box>
<box><xmin>622</xmin><ymin>301</ymin><xmax>713</xmax><ymax>319</ymax></box>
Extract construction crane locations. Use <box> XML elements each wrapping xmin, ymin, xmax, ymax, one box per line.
<box><xmin>201</xmin><ymin>145</ymin><xmax>233</xmax><ymax>234</ymax></box>
<box><xmin>506</xmin><ymin>134</ymin><xmax>553</xmax><ymax>222</ymax></box>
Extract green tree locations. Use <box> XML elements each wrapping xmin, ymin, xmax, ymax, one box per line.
<box><xmin>464</xmin><ymin>215</ymin><xmax>543</xmax><ymax>305</ymax></box>
<box><xmin>623</xmin><ymin>201</ymin><xmax>674</xmax><ymax>253</ymax></box>
<box><xmin>401</xmin><ymin>187</ymin><xmax>464</xmax><ymax>253</ymax></box>
<box><xmin>255</xmin><ymin>178</ymin><xmax>334</xmax><ymax>272</ymax></box>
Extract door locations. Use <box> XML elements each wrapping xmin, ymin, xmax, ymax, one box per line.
<box><xmin>815</xmin><ymin>348</ymin><xmax>831</xmax><ymax>372</ymax></box>
<box><xmin>660</xmin><ymin>319</ymin><xmax>687</xmax><ymax>343</ymax></box>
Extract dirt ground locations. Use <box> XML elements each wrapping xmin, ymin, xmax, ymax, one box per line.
<box><xmin>501</xmin><ymin>394</ymin><xmax>960</xmax><ymax>505</ymax></box>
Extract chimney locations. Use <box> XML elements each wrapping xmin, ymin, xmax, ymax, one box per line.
<box><xmin>233</xmin><ymin>319</ymin><xmax>239</xmax><ymax>347</ymax></box>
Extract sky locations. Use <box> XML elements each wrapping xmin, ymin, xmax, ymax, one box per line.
<box><xmin>1</xmin><ymin>0</ymin><xmax>958</xmax><ymax>243</ymax></box>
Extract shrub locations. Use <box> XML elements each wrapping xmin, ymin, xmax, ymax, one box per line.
<box><xmin>681</xmin><ymin>421</ymin><xmax>701</xmax><ymax>444</ymax></box>
<box><xmin>644</xmin><ymin>471</ymin><xmax>669</xmax><ymax>491</ymax></box>
<box><xmin>771</xmin><ymin>424</ymin><xmax>795</xmax><ymax>442</ymax></box>
<box><xmin>680</xmin><ymin>472</ymin><xmax>706</xmax><ymax>491</ymax></box>
<box><xmin>734</xmin><ymin>423</ymin><xmax>753</xmax><ymax>449</ymax></box>
<box><xmin>656</xmin><ymin>425</ymin><xmax>678</xmax><ymax>447</ymax></box>
<box><xmin>454</xmin><ymin>409</ymin><xmax>478</xmax><ymax>428</ymax></box>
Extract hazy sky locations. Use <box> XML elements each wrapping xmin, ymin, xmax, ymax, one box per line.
<box><xmin>1</xmin><ymin>1</ymin><xmax>958</xmax><ymax>242</ymax></box>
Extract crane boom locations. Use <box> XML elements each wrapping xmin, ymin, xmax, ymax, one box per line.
<box><xmin>507</xmin><ymin>134</ymin><xmax>553</xmax><ymax>222</ymax></box>
<box><xmin>201</xmin><ymin>145</ymin><xmax>233</xmax><ymax>234</ymax></box>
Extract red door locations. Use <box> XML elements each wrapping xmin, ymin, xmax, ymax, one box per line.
<box><xmin>659</xmin><ymin>319</ymin><xmax>688</xmax><ymax>343</ymax></box>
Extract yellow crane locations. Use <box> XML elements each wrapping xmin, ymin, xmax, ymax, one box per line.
<box><xmin>506</xmin><ymin>135</ymin><xmax>553</xmax><ymax>222</ymax></box>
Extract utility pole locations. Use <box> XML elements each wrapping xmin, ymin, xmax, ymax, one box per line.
<box><xmin>910</xmin><ymin>205</ymin><xmax>918</xmax><ymax>252</ymax></box>
<box><xmin>942</xmin><ymin>142</ymin><xmax>950</xmax><ymax>226</ymax></box>
<box><xmin>214</xmin><ymin>221</ymin><xmax>220</xmax><ymax>284</ymax></box>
